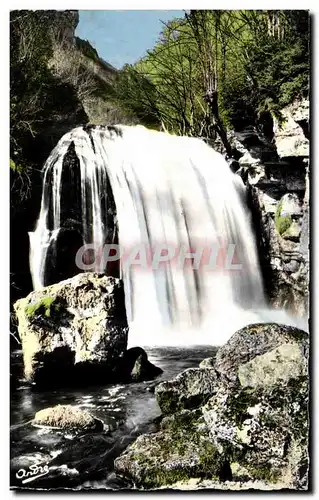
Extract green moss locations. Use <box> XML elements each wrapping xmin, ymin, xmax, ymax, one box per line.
<box><xmin>248</xmin><ymin>464</ymin><xmax>281</xmax><ymax>483</ymax></box>
<box><xmin>25</xmin><ymin>296</ymin><xmax>60</xmax><ymax>319</ymax></box>
<box><xmin>156</xmin><ymin>390</ymin><xmax>180</xmax><ymax>415</ymax></box>
<box><xmin>160</xmin><ymin>409</ymin><xmax>200</xmax><ymax>432</ymax></box>
<box><xmin>198</xmin><ymin>441</ymin><xmax>221</xmax><ymax>469</ymax></box>
<box><xmin>275</xmin><ymin>199</ymin><xmax>292</xmax><ymax>236</ymax></box>
<box><xmin>225</xmin><ymin>388</ymin><xmax>259</xmax><ymax>428</ymax></box>
<box><xmin>140</xmin><ymin>468</ymin><xmax>191</xmax><ymax>489</ymax></box>
<box><xmin>124</xmin><ymin>410</ymin><xmax>222</xmax><ymax>489</ymax></box>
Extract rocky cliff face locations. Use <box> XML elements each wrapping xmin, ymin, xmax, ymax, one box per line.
<box><xmin>233</xmin><ymin>100</ymin><xmax>309</xmax><ymax>317</ymax></box>
<box><xmin>49</xmin><ymin>13</ymin><xmax>136</xmax><ymax>126</ymax></box>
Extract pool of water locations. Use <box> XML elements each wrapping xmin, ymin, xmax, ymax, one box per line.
<box><xmin>10</xmin><ymin>345</ymin><xmax>216</xmax><ymax>490</ymax></box>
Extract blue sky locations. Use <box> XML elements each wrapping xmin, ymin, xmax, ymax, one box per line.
<box><xmin>76</xmin><ymin>10</ymin><xmax>184</xmax><ymax>69</ymax></box>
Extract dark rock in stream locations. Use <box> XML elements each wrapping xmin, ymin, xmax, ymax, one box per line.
<box><xmin>119</xmin><ymin>347</ymin><xmax>163</xmax><ymax>383</ymax></box>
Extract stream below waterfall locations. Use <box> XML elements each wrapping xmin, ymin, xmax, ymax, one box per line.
<box><xmin>10</xmin><ymin>345</ymin><xmax>216</xmax><ymax>490</ymax></box>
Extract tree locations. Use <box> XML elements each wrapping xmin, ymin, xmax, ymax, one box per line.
<box><xmin>98</xmin><ymin>10</ymin><xmax>310</xmax><ymax>155</ymax></box>
<box><xmin>10</xmin><ymin>10</ymin><xmax>88</xmax><ymax>211</ymax></box>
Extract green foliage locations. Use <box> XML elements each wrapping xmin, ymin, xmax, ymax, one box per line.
<box><xmin>275</xmin><ymin>199</ymin><xmax>293</xmax><ymax>236</ymax></box>
<box><xmin>10</xmin><ymin>10</ymin><xmax>87</xmax><ymax>212</ymax></box>
<box><xmin>113</xmin><ymin>64</ymin><xmax>160</xmax><ymax>128</ymax></box>
<box><xmin>10</xmin><ymin>158</ymin><xmax>23</xmax><ymax>173</ymax></box>
<box><xmin>114</xmin><ymin>10</ymin><xmax>309</xmax><ymax>140</ymax></box>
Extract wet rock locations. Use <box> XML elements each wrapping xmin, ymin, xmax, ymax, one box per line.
<box><xmin>155</xmin><ymin>368</ymin><xmax>219</xmax><ymax>414</ymax></box>
<box><xmin>120</xmin><ymin>347</ymin><xmax>163</xmax><ymax>383</ymax></box>
<box><xmin>14</xmin><ymin>273</ymin><xmax>128</xmax><ymax>387</ymax></box>
<box><xmin>32</xmin><ymin>405</ymin><xmax>104</xmax><ymax>433</ymax></box>
<box><xmin>114</xmin><ymin>409</ymin><xmax>224</xmax><ymax>489</ymax></box>
<box><xmin>145</xmin><ymin>383</ymin><xmax>157</xmax><ymax>393</ymax></box>
<box><xmin>214</xmin><ymin>323</ymin><xmax>308</xmax><ymax>383</ymax></box>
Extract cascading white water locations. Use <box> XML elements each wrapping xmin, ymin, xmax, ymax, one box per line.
<box><xmin>30</xmin><ymin>125</ymin><xmax>307</xmax><ymax>346</ymax></box>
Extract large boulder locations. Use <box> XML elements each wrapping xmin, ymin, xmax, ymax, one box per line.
<box><xmin>155</xmin><ymin>368</ymin><xmax>219</xmax><ymax>415</ymax></box>
<box><xmin>214</xmin><ymin>323</ymin><xmax>308</xmax><ymax>383</ymax></box>
<box><xmin>114</xmin><ymin>409</ymin><xmax>225</xmax><ymax>489</ymax></box>
<box><xmin>238</xmin><ymin>343</ymin><xmax>308</xmax><ymax>388</ymax></box>
<box><xmin>14</xmin><ymin>273</ymin><xmax>128</xmax><ymax>386</ymax></box>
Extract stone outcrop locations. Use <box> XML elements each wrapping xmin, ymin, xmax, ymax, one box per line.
<box><xmin>202</xmin><ymin>374</ymin><xmax>308</xmax><ymax>489</ymax></box>
<box><xmin>231</xmin><ymin>99</ymin><xmax>309</xmax><ymax>316</ymax></box>
<box><xmin>14</xmin><ymin>273</ymin><xmax>128</xmax><ymax>386</ymax></box>
<box><xmin>273</xmin><ymin>100</ymin><xmax>309</xmax><ymax>158</ymax></box>
<box><xmin>114</xmin><ymin>323</ymin><xmax>309</xmax><ymax>490</ymax></box>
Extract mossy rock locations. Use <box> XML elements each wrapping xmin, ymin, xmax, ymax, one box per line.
<box><xmin>199</xmin><ymin>355</ymin><xmax>216</xmax><ymax>369</ymax></box>
<box><xmin>13</xmin><ymin>273</ymin><xmax>128</xmax><ymax>386</ymax></box>
<box><xmin>281</xmin><ymin>221</ymin><xmax>301</xmax><ymax>241</ymax></box>
<box><xmin>114</xmin><ymin>409</ymin><xmax>224</xmax><ymax>489</ymax></box>
<box><xmin>238</xmin><ymin>343</ymin><xmax>308</xmax><ymax>389</ymax></box>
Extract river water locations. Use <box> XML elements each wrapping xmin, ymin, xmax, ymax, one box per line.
<box><xmin>10</xmin><ymin>345</ymin><xmax>216</xmax><ymax>490</ymax></box>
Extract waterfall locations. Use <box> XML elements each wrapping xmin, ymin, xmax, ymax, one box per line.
<box><xmin>29</xmin><ymin>125</ymin><xmax>307</xmax><ymax>345</ymax></box>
